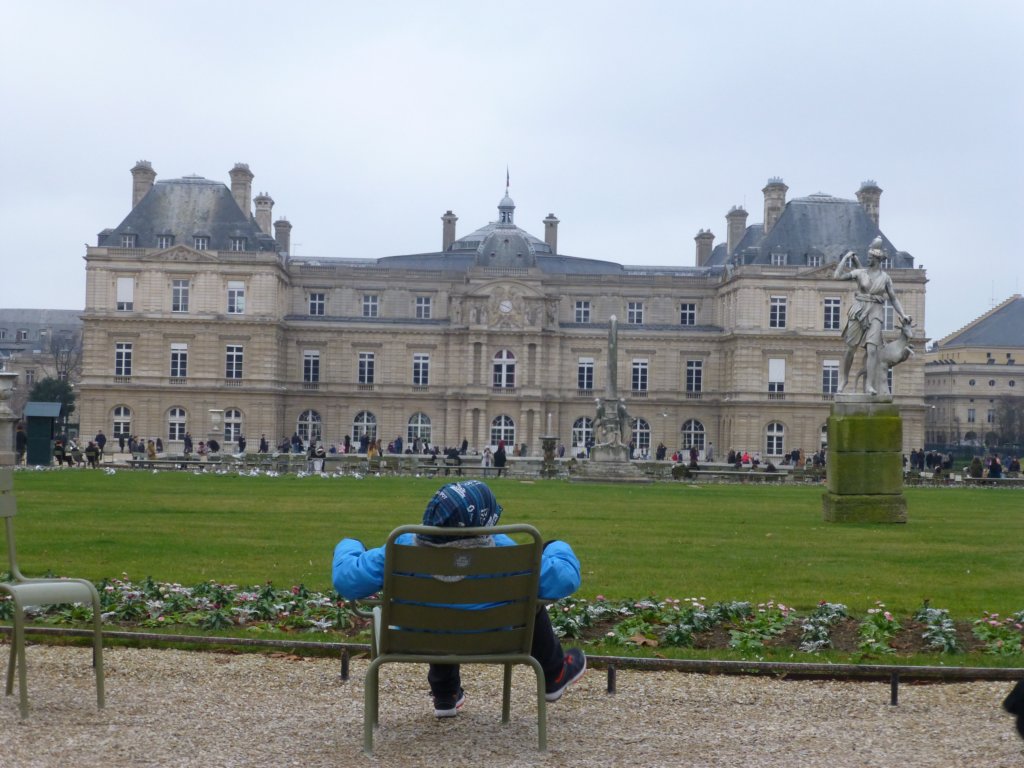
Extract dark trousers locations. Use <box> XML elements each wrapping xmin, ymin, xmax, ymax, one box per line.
<box><xmin>427</xmin><ymin>607</ymin><xmax>564</xmax><ymax>697</ymax></box>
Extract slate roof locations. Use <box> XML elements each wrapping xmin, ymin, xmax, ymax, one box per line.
<box><xmin>0</xmin><ymin>309</ymin><xmax>82</xmax><ymax>355</ymax></box>
<box><xmin>705</xmin><ymin>193</ymin><xmax>914</xmax><ymax>269</ymax></box>
<box><xmin>934</xmin><ymin>295</ymin><xmax>1024</xmax><ymax>349</ymax></box>
<box><xmin>97</xmin><ymin>176</ymin><xmax>278</xmax><ymax>252</ymax></box>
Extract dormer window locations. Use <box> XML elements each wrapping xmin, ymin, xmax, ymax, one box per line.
<box><xmin>230</xmin><ymin>237</ymin><xmax>247</xmax><ymax>252</ymax></box>
<box><xmin>157</xmin><ymin>235</ymin><xmax>174</xmax><ymax>249</ymax></box>
<box><xmin>121</xmin><ymin>234</ymin><xmax>137</xmax><ymax>248</ymax></box>
<box><xmin>194</xmin><ymin>236</ymin><xmax>210</xmax><ymax>250</ymax></box>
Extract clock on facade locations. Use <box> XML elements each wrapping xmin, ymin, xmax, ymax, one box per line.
<box><xmin>499</xmin><ymin>299</ymin><xmax>513</xmax><ymax>314</ymax></box>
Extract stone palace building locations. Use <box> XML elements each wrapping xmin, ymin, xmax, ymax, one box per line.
<box><xmin>77</xmin><ymin>162</ymin><xmax>928</xmax><ymax>457</ymax></box>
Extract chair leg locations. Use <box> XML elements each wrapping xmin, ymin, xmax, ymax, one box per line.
<box><xmin>14</xmin><ymin>609</ymin><xmax>29</xmax><ymax>719</ymax></box>
<box><xmin>5</xmin><ymin>629</ymin><xmax>15</xmax><ymax>696</ymax></box>
<box><xmin>92</xmin><ymin>592</ymin><xmax>105</xmax><ymax>710</ymax></box>
<box><xmin>363</xmin><ymin>658</ymin><xmax>382</xmax><ymax>755</ymax></box>
<box><xmin>501</xmin><ymin>662</ymin><xmax>512</xmax><ymax>723</ymax></box>
<box><xmin>533</xmin><ymin>659</ymin><xmax>547</xmax><ymax>751</ymax></box>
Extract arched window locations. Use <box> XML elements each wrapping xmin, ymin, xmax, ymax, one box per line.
<box><xmin>352</xmin><ymin>411</ymin><xmax>376</xmax><ymax>442</ymax></box>
<box><xmin>765</xmin><ymin>422</ymin><xmax>785</xmax><ymax>457</ymax></box>
<box><xmin>223</xmin><ymin>408</ymin><xmax>243</xmax><ymax>443</ymax></box>
<box><xmin>631</xmin><ymin>417</ymin><xmax>651</xmax><ymax>457</ymax></box>
<box><xmin>112</xmin><ymin>405</ymin><xmax>132</xmax><ymax>438</ymax></box>
<box><xmin>492</xmin><ymin>349</ymin><xmax>516</xmax><ymax>389</ymax></box>
<box><xmin>681</xmin><ymin>419</ymin><xmax>705</xmax><ymax>451</ymax></box>
<box><xmin>490</xmin><ymin>415</ymin><xmax>515</xmax><ymax>447</ymax></box>
<box><xmin>572</xmin><ymin>417</ymin><xmax>593</xmax><ymax>450</ymax></box>
<box><xmin>298</xmin><ymin>409</ymin><xmax>322</xmax><ymax>444</ymax></box>
<box><xmin>407</xmin><ymin>412</ymin><xmax>431</xmax><ymax>446</ymax></box>
<box><xmin>167</xmin><ymin>407</ymin><xmax>186</xmax><ymax>441</ymax></box>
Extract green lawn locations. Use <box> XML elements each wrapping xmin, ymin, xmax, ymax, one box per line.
<box><xmin>8</xmin><ymin>471</ymin><xmax>1024</xmax><ymax>618</ymax></box>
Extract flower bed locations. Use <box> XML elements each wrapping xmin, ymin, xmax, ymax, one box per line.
<box><xmin>4</xmin><ymin>577</ymin><xmax>1023</xmax><ymax>661</ymax></box>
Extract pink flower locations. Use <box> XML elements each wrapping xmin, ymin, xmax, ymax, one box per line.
<box><xmin>883</xmin><ymin>612</ymin><xmax>894</xmax><ymax>622</ymax></box>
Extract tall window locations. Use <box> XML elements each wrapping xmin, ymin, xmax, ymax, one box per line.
<box><xmin>170</xmin><ymin>343</ymin><xmax>188</xmax><ymax>378</ymax></box>
<box><xmin>116</xmin><ymin>276</ymin><xmax>134</xmax><ymax>311</ymax></box>
<box><xmin>765</xmin><ymin>422</ymin><xmax>785</xmax><ymax>456</ymax></box>
<box><xmin>172</xmin><ymin>279</ymin><xmax>190</xmax><ymax>313</ymax></box>
<box><xmin>769</xmin><ymin>296</ymin><xmax>787</xmax><ymax>328</ymax></box>
<box><xmin>572</xmin><ymin>417</ymin><xmax>593</xmax><ymax>450</ymax></box>
<box><xmin>686</xmin><ymin>360</ymin><xmax>703</xmax><ymax>393</ymax></box>
<box><xmin>493</xmin><ymin>349</ymin><xmax>516</xmax><ymax>388</ymax></box>
<box><xmin>631</xmin><ymin>417</ymin><xmax>651</xmax><ymax>456</ymax></box>
<box><xmin>412</xmin><ymin>353</ymin><xmax>430</xmax><ymax>386</ymax></box>
<box><xmin>298</xmin><ymin>409</ymin><xmax>322</xmax><ymax>444</ymax></box>
<box><xmin>114</xmin><ymin>342</ymin><xmax>132</xmax><ymax>376</ymax></box>
<box><xmin>824</xmin><ymin>297</ymin><xmax>841</xmax><ymax>330</ymax></box>
<box><xmin>577</xmin><ymin>357</ymin><xmax>594</xmax><ymax>390</ymax></box>
<box><xmin>358</xmin><ymin>352</ymin><xmax>375</xmax><ymax>385</ymax></box>
<box><xmin>631</xmin><ymin>359</ymin><xmax>648</xmax><ymax>392</ymax></box>
<box><xmin>353</xmin><ymin>411</ymin><xmax>377</xmax><ymax>442</ymax></box>
<box><xmin>303</xmin><ymin>350</ymin><xmax>320</xmax><ymax>383</ymax></box>
<box><xmin>229</xmin><ymin>237</ymin><xmax>247</xmax><ymax>252</ymax></box>
<box><xmin>680</xmin><ymin>302</ymin><xmax>696</xmax><ymax>326</ymax></box>
<box><xmin>768</xmin><ymin>358</ymin><xmax>785</xmax><ymax>396</ymax></box>
<box><xmin>626</xmin><ymin>301</ymin><xmax>644</xmax><ymax>325</ymax></box>
<box><xmin>24</xmin><ymin>368</ymin><xmax>35</xmax><ymax>386</ymax></box>
<box><xmin>227</xmin><ymin>281</ymin><xmax>245</xmax><ymax>314</ymax></box>
<box><xmin>681</xmin><ymin>419</ymin><xmax>705</xmax><ymax>451</ymax></box>
<box><xmin>407</xmin><ymin>412</ymin><xmax>432</xmax><ymax>446</ymax></box>
<box><xmin>113</xmin><ymin>405</ymin><xmax>131</xmax><ymax>438</ymax></box>
<box><xmin>575</xmin><ymin>300</ymin><xmax>591</xmax><ymax>323</ymax></box>
<box><xmin>224</xmin><ymin>409</ymin><xmax>242</xmax><ymax>442</ymax></box>
<box><xmin>194</xmin><ymin>236</ymin><xmax>209</xmax><ymax>250</ymax></box>
<box><xmin>362</xmin><ymin>294</ymin><xmax>379</xmax><ymax>318</ymax></box>
<box><xmin>309</xmin><ymin>292</ymin><xmax>325</xmax><ymax>316</ymax></box>
<box><xmin>490</xmin><ymin>415</ymin><xmax>515</xmax><ymax>447</ymax></box>
<box><xmin>822</xmin><ymin>360</ymin><xmax>839</xmax><ymax>394</ymax></box>
<box><xmin>167</xmin><ymin>407</ymin><xmax>186</xmax><ymax>441</ymax></box>
<box><xmin>967</xmin><ymin>408</ymin><xmax>976</xmax><ymax>423</ymax></box>
<box><xmin>884</xmin><ymin>301</ymin><xmax>895</xmax><ymax>331</ymax></box>
<box><xmin>225</xmin><ymin>345</ymin><xmax>244</xmax><ymax>379</ymax></box>
<box><xmin>415</xmin><ymin>296</ymin><xmax>432</xmax><ymax>319</ymax></box>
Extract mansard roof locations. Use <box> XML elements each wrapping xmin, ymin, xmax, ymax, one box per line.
<box><xmin>934</xmin><ymin>295</ymin><xmax>1024</xmax><ymax>350</ymax></box>
<box><xmin>705</xmin><ymin>193</ymin><xmax>914</xmax><ymax>269</ymax></box>
<box><xmin>97</xmin><ymin>176</ymin><xmax>278</xmax><ymax>252</ymax></box>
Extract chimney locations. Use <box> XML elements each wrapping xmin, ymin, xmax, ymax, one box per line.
<box><xmin>441</xmin><ymin>210</ymin><xmax>458</xmax><ymax>250</ymax></box>
<box><xmin>130</xmin><ymin>160</ymin><xmax>156</xmax><ymax>208</ymax></box>
<box><xmin>856</xmin><ymin>180</ymin><xmax>882</xmax><ymax>227</ymax></box>
<box><xmin>254</xmin><ymin>192</ymin><xmax>274</xmax><ymax>235</ymax></box>
<box><xmin>274</xmin><ymin>218</ymin><xmax>292</xmax><ymax>256</ymax></box>
<box><xmin>229</xmin><ymin>163</ymin><xmax>254</xmax><ymax>218</ymax></box>
<box><xmin>543</xmin><ymin>213</ymin><xmax>560</xmax><ymax>254</ymax></box>
<box><xmin>726</xmin><ymin>206</ymin><xmax>748</xmax><ymax>256</ymax></box>
<box><xmin>762</xmin><ymin>177</ymin><xmax>788</xmax><ymax>235</ymax></box>
<box><xmin>694</xmin><ymin>229</ymin><xmax>715</xmax><ymax>266</ymax></box>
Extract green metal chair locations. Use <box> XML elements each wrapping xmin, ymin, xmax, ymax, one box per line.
<box><xmin>0</xmin><ymin>467</ymin><xmax>105</xmax><ymax>718</ymax></box>
<box><xmin>362</xmin><ymin>523</ymin><xmax>546</xmax><ymax>754</ymax></box>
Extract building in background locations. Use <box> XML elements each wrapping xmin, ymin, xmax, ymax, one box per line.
<box><xmin>77</xmin><ymin>163</ymin><xmax>928</xmax><ymax>456</ymax></box>
<box><xmin>924</xmin><ymin>295</ymin><xmax>1024</xmax><ymax>451</ymax></box>
<box><xmin>0</xmin><ymin>309</ymin><xmax>83</xmax><ymax>417</ymax></box>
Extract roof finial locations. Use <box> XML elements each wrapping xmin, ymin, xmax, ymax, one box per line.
<box><xmin>505</xmin><ymin>165</ymin><xmax>510</xmax><ymax>192</ymax></box>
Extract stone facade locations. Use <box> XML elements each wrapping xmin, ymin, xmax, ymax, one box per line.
<box><xmin>77</xmin><ymin>164</ymin><xmax>928</xmax><ymax>456</ymax></box>
<box><xmin>924</xmin><ymin>294</ymin><xmax>1024</xmax><ymax>448</ymax></box>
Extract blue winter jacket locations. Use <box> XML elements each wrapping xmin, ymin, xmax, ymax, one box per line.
<box><xmin>332</xmin><ymin>532</ymin><xmax>581</xmax><ymax>603</ymax></box>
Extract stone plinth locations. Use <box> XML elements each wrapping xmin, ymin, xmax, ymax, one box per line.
<box><xmin>822</xmin><ymin>397</ymin><xmax>907</xmax><ymax>523</ymax></box>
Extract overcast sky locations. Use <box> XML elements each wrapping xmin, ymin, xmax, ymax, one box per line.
<box><xmin>2</xmin><ymin>1</ymin><xmax>1021</xmax><ymax>340</ymax></box>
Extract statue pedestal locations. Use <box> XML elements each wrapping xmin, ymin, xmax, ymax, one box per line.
<box><xmin>540</xmin><ymin>435</ymin><xmax>558</xmax><ymax>478</ymax></box>
<box><xmin>590</xmin><ymin>443</ymin><xmax>630</xmax><ymax>463</ymax></box>
<box><xmin>572</xmin><ymin>442</ymin><xmax>651</xmax><ymax>483</ymax></box>
<box><xmin>822</xmin><ymin>397</ymin><xmax>906</xmax><ymax>523</ymax></box>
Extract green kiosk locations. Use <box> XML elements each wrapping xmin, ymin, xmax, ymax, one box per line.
<box><xmin>24</xmin><ymin>401</ymin><xmax>63</xmax><ymax>466</ymax></box>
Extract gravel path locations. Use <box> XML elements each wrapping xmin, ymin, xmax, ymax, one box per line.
<box><xmin>1</xmin><ymin>645</ymin><xmax>1022</xmax><ymax>767</ymax></box>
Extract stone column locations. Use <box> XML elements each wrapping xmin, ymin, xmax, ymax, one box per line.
<box><xmin>822</xmin><ymin>397</ymin><xmax>907</xmax><ymax>523</ymax></box>
<box><xmin>0</xmin><ymin>372</ymin><xmax>18</xmax><ymax>466</ymax></box>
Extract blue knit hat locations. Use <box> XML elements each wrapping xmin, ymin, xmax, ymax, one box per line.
<box><xmin>420</xmin><ymin>481</ymin><xmax>502</xmax><ymax>541</ymax></box>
